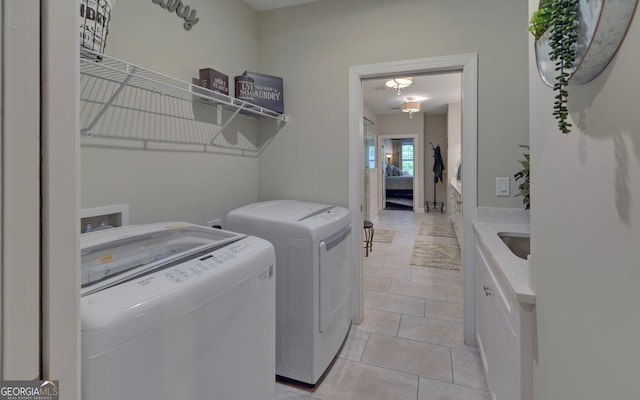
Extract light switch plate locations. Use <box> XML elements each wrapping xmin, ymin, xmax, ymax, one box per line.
<box><xmin>496</xmin><ymin>177</ymin><xmax>510</xmax><ymax>197</ymax></box>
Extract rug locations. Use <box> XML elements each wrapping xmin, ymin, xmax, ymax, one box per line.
<box><xmin>372</xmin><ymin>229</ymin><xmax>396</xmax><ymax>243</ymax></box>
<box><xmin>410</xmin><ymin>238</ymin><xmax>461</xmax><ymax>270</ymax></box>
<box><xmin>418</xmin><ymin>221</ymin><xmax>456</xmax><ymax>238</ymax></box>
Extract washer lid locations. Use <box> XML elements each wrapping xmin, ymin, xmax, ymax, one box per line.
<box><xmin>80</xmin><ymin>235</ymin><xmax>275</xmax><ymax>351</ymax></box>
<box><xmin>80</xmin><ymin>222</ymin><xmax>245</xmax><ymax>296</ymax></box>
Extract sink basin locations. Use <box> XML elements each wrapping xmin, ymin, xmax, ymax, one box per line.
<box><xmin>498</xmin><ymin>233</ymin><xmax>530</xmax><ymax>260</ymax></box>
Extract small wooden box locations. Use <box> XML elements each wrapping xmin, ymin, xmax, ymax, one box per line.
<box><xmin>199</xmin><ymin>68</ymin><xmax>229</xmax><ymax>95</ymax></box>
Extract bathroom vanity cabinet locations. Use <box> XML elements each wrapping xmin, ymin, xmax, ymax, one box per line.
<box><xmin>474</xmin><ymin>232</ymin><xmax>534</xmax><ymax>400</ymax></box>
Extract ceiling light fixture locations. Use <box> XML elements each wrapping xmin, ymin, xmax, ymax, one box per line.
<box><xmin>385</xmin><ymin>77</ymin><xmax>413</xmax><ymax>95</ymax></box>
<box><xmin>402</xmin><ymin>97</ymin><xmax>421</xmax><ymax>118</ymax></box>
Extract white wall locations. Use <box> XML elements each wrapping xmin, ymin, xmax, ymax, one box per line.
<box><xmin>256</xmin><ymin>0</ymin><xmax>528</xmax><ymax>208</ymax></box>
<box><xmin>363</xmin><ymin>104</ymin><xmax>377</xmax><ymax>125</ymax></box>
<box><xmin>81</xmin><ymin>0</ymin><xmax>261</xmax><ymax>225</ymax></box>
<box><xmin>529</xmin><ymin>1</ymin><xmax>640</xmax><ymax>398</ymax></box>
<box><xmin>424</xmin><ymin>114</ymin><xmax>448</xmax><ymax>209</ymax></box>
<box><xmin>106</xmin><ymin>0</ymin><xmax>257</xmax><ymax>80</ymax></box>
<box><xmin>447</xmin><ymin>103</ymin><xmax>462</xmax><ymax>183</ymax></box>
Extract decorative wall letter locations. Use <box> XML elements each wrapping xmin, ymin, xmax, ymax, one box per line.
<box><xmin>151</xmin><ymin>0</ymin><xmax>199</xmax><ymax>31</ymax></box>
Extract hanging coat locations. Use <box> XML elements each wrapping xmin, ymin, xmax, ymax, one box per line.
<box><xmin>433</xmin><ymin>145</ymin><xmax>445</xmax><ymax>183</ymax></box>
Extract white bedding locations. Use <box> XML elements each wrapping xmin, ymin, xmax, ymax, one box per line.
<box><xmin>386</xmin><ymin>175</ymin><xmax>413</xmax><ymax>190</ymax></box>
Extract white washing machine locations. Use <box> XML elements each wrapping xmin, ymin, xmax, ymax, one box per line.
<box><xmin>225</xmin><ymin>200</ymin><xmax>352</xmax><ymax>385</ymax></box>
<box><xmin>80</xmin><ymin>222</ymin><xmax>276</xmax><ymax>400</ymax></box>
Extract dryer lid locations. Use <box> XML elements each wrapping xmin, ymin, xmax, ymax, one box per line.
<box><xmin>226</xmin><ymin>200</ymin><xmax>351</xmax><ymax>239</ymax></box>
<box><xmin>80</xmin><ymin>222</ymin><xmax>245</xmax><ymax>296</ymax></box>
<box><xmin>229</xmin><ymin>200</ymin><xmax>334</xmax><ymax>221</ymax></box>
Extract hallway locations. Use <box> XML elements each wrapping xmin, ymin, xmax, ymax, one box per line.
<box><xmin>277</xmin><ymin>210</ymin><xmax>488</xmax><ymax>400</ymax></box>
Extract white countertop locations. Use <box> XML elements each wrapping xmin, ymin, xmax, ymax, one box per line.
<box><xmin>449</xmin><ymin>178</ymin><xmax>462</xmax><ymax>195</ymax></box>
<box><xmin>473</xmin><ymin>221</ymin><xmax>535</xmax><ymax>304</ymax></box>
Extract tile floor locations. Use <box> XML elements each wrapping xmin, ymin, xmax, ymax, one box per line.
<box><xmin>276</xmin><ymin>210</ymin><xmax>489</xmax><ymax>400</ymax></box>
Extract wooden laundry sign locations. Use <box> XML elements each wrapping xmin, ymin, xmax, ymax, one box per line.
<box><xmin>151</xmin><ymin>0</ymin><xmax>199</xmax><ymax>31</ymax></box>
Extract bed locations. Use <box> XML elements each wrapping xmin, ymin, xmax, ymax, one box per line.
<box><xmin>385</xmin><ymin>165</ymin><xmax>413</xmax><ymax>199</ymax></box>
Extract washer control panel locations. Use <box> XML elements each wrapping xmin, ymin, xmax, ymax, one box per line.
<box><xmin>161</xmin><ymin>242</ymin><xmax>250</xmax><ymax>285</ymax></box>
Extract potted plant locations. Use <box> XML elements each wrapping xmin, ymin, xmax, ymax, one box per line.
<box><xmin>527</xmin><ymin>0</ymin><xmax>552</xmax><ymax>40</ymax></box>
<box><xmin>514</xmin><ymin>145</ymin><xmax>530</xmax><ymax>210</ymax></box>
<box><xmin>530</xmin><ymin>0</ymin><xmax>579</xmax><ymax>134</ymax></box>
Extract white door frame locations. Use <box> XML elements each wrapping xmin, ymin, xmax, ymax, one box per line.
<box><xmin>41</xmin><ymin>0</ymin><xmax>81</xmax><ymax>397</ymax></box>
<box><xmin>1</xmin><ymin>0</ymin><xmax>41</xmax><ymax>377</ymax></box>
<box><xmin>348</xmin><ymin>54</ymin><xmax>478</xmax><ymax>343</ymax></box>
<box><xmin>378</xmin><ymin>134</ymin><xmax>419</xmax><ymax>212</ymax></box>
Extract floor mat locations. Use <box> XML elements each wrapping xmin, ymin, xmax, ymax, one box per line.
<box><xmin>418</xmin><ymin>221</ymin><xmax>456</xmax><ymax>238</ymax></box>
<box><xmin>410</xmin><ymin>238</ymin><xmax>461</xmax><ymax>270</ymax></box>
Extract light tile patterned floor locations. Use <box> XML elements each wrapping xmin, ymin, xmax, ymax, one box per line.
<box><xmin>276</xmin><ymin>210</ymin><xmax>489</xmax><ymax>400</ymax></box>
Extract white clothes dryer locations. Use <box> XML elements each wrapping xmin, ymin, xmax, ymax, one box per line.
<box><xmin>225</xmin><ymin>200</ymin><xmax>352</xmax><ymax>385</ymax></box>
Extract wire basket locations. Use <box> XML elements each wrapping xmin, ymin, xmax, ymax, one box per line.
<box><xmin>80</xmin><ymin>0</ymin><xmax>114</xmax><ymax>60</ymax></box>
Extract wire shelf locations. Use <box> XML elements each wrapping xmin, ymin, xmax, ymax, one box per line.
<box><xmin>80</xmin><ymin>49</ymin><xmax>285</xmax><ymax>120</ymax></box>
<box><xmin>79</xmin><ymin>49</ymin><xmax>287</xmax><ymax>154</ymax></box>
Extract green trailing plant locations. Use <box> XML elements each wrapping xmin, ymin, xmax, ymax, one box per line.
<box><xmin>514</xmin><ymin>145</ymin><xmax>530</xmax><ymax>210</ymax></box>
<box><xmin>529</xmin><ymin>0</ymin><xmax>579</xmax><ymax>134</ymax></box>
<box><xmin>549</xmin><ymin>0</ymin><xmax>578</xmax><ymax>134</ymax></box>
<box><xmin>528</xmin><ymin>0</ymin><xmax>552</xmax><ymax>40</ymax></box>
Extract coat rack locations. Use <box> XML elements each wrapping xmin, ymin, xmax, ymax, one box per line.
<box><xmin>427</xmin><ymin>142</ymin><xmax>445</xmax><ymax>213</ymax></box>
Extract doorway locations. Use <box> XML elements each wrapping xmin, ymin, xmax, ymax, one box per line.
<box><xmin>348</xmin><ymin>54</ymin><xmax>478</xmax><ymax>343</ymax></box>
<box><xmin>381</xmin><ymin>137</ymin><xmax>416</xmax><ymax>211</ymax></box>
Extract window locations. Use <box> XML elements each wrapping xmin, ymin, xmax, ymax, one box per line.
<box><xmin>368</xmin><ymin>145</ymin><xmax>375</xmax><ymax>168</ymax></box>
<box><xmin>364</xmin><ymin>118</ymin><xmax>376</xmax><ymax>169</ymax></box>
<box><xmin>401</xmin><ymin>143</ymin><xmax>414</xmax><ymax>175</ymax></box>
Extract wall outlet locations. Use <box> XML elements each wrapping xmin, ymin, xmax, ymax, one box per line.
<box><xmin>496</xmin><ymin>177</ymin><xmax>510</xmax><ymax>197</ymax></box>
<box><xmin>207</xmin><ymin>218</ymin><xmax>222</xmax><ymax>228</ymax></box>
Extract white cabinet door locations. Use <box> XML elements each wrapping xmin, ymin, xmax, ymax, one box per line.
<box><xmin>476</xmin><ymin>245</ymin><xmax>517</xmax><ymax>400</ymax></box>
<box><xmin>475</xmin><ymin>247</ymin><xmax>490</xmax><ymax>372</ymax></box>
<box><xmin>488</xmin><ymin>290</ymin><xmax>517</xmax><ymax>400</ymax></box>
